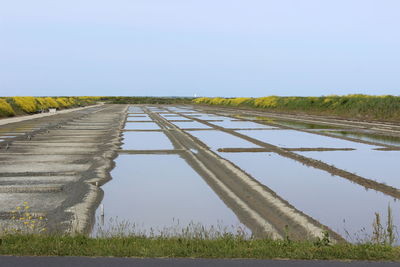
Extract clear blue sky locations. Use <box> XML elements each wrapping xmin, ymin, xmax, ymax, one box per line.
<box><xmin>0</xmin><ymin>0</ymin><xmax>399</xmax><ymax>97</ymax></box>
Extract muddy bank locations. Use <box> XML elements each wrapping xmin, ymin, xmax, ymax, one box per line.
<box><xmin>0</xmin><ymin>105</ymin><xmax>127</xmax><ymax>234</ymax></box>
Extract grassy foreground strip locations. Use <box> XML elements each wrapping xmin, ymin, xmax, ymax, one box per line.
<box><xmin>193</xmin><ymin>95</ymin><xmax>400</xmax><ymax>121</ymax></box>
<box><xmin>0</xmin><ymin>235</ymin><xmax>399</xmax><ymax>261</ymax></box>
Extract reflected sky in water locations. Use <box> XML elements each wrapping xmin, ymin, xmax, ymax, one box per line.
<box><xmin>325</xmin><ymin>131</ymin><xmax>400</xmax><ymax>147</ymax></box>
<box><xmin>238</xmin><ymin>129</ymin><xmax>376</xmax><ymax>150</ymax></box>
<box><xmin>222</xmin><ymin>152</ymin><xmax>400</xmax><ymax>242</ymax></box>
<box><xmin>190</xmin><ymin>130</ymin><xmax>259</xmax><ymax>151</ymax></box>
<box><xmin>124</xmin><ymin>122</ymin><xmax>160</xmax><ymax>130</ymax></box>
<box><xmin>122</xmin><ymin>132</ymin><xmax>173</xmax><ymax>150</ymax></box>
<box><xmin>95</xmin><ymin>154</ymin><xmax>246</xmax><ymax>235</ymax></box>
<box><xmin>172</xmin><ymin>121</ymin><xmax>211</xmax><ymax>129</ymax></box>
<box><xmin>299</xmin><ymin>150</ymin><xmax>400</xmax><ymax>189</ymax></box>
<box><xmin>212</xmin><ymin>120</ymin><xmax>277</xmax><ymax>129</ymax></box>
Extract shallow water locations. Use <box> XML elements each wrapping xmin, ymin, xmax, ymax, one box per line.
<box><xmin>234</xmin><ymin>115</ymin><xmax>340</xmax><ymax>130</ymax></box>
<box><xmin>256</xmin><ymin>117</ymin><xmax>342</xmax><ymax>129</ymax></box>
<box><xmin>160</xmin><ymin>114</ymin><xmax>186</xmax><ymax>119</ymax></box>
<box><xmin>127</xmin><ymin>114</ymin><xmax>151</xmax><ymax>119</ymax></box>
<box><xmin>298</xmin><ymin>150</ymin><xmax>400</xmax><ymax>189</ymax></box>
<box><xmin>122</xmin><ymin>132</ymin><xmax>173</xmax><ymax>150</ymax></box>
<box><xmin>221</xmin><ymin>152</ymin><xmax>400</xmax><ymax>242</ymax></box>
<box><xmin>124</xmin><ymin>122</ymin><xmax>160</xmax><ymax>130</ymax></box>
<box><xmin>189</xmin><ymin>115</ymin><xmax>231</xmax><ymax>121</ymax></box>
<box><xmin>97</xmin><ymin>105</ymin><xmax>400</xmax><ymax>242</ymax></box>
<box><xmin>93</xmin><ymin>154</ymin><xmax>247</xmax><ymax>236</ymax></box>
<box><xmin>189</xmin><ymin>130</ymin><xmax>260</xmax><ymax>151</ymax></box>
<box><xmin>324</xmin><ymin>131</ymin><xmax>400</xmax><ymax>147</ymax></box>
<box><xmin>166</xmin><ymin>108</ymin><xmax>195</xmax><ymax>113</ymax></box>
<box><xmin>237</xmin><ymin>129</ymin><xmax>376</xmax><ymax>150</ymax></box>
<box><xmin>212</xmin><ymin>120</ymin><xmax>277</xmax><ymax>129</ymax></box>
<box><xmin>171</xmin><ymin>121</ymin><xmax>212</xmax><ymax>129</ymax></box>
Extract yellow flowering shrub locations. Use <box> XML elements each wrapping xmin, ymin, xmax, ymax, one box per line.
<box><xmin>227</xmin><ymin>97</ymin><xmax>251</xmax><ymax>106</ymax></box>
<box><xmin>12</xmin><ymin>96</ymin><xmax>38</xmax><ymax>113</ymax></box>
<box><xmin>209</xmin><ymin>97</ymin><xmax>228</xmax><ymax>105</ymax></box>
<box><xmin>55</xmin><ymin>97</ymin><xmax>70</xmax><ymax>107</ymax></box>
<box><xmin>43</xmin><ymin>97</ymin><xmax>60</xmax><ymax>108</ymax></box>
<box><xmin>192</xmin><ymin>95</ymin><xmax>400</xmax><ymax>121</ymax></box>
<box><xmin>0</xmin><ymin>96</ymin><xmax>98</xmax><ymax>118</ymax></box>
<box><xmin>193</xmin><ymin>97</ymin><xmax>211</xmax><ymax>104</ymax></box>
<box><xmin>0</xmin><ymin>99</ymin><xmax>15</xmax><ymax>116</ymax></box>
<box><xmin>254</xmin><ymin>96</ymin><xmax>279</xmax><ymax>108</ymax></box>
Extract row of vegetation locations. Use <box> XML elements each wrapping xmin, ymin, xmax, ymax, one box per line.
<box><xmin>0</xmin><ymin>234</ymin><xmax>399</xmax><ymax>261</ymax></box>
<box><xmin>0</xmin><ymin>203</ymin><xmax>399</xmax><ymax>261</ymax></box>
<box><xmin>193</xmin><ymin>95</ymin><xmax>400</xmax><ymax>121</ymax></box>
<box><xmin>100</xmin><ymin>96</ymin><xmax>194</xmax><ymax>104</ymax></box>
<box><xmin>0</xmin><ymin>96</ymin><xmax>100</xmax><ymax>118</ymax></box>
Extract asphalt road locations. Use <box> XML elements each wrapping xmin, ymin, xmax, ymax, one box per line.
<box><xmin>0</xmin><ymin>256</ymin><xmax>398</xmax><ymax>267</ymax></box>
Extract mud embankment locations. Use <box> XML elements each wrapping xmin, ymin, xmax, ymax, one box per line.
<box><xmin>0</xmin><ymin>105</ymin><xmax>127</xmax><ymax>234</ymax></box>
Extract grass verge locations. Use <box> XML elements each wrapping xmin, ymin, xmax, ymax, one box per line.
<box><xmin>0</xmin><ymin>235</ymin><xmax>399</xmax><ymax>261</ymax></box>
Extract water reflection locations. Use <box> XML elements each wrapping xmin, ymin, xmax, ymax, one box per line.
<box><xmin>93</xmin><ymin>155</ymin><xmax>247</xmax><ymax>236</ymax></box>
<box><xmin>299</xmin><ymin>150</ymin><xmax>400</xmax><ymax>189</ymax></box>
<box><xmin>172</xmin><ymin>121</ymin><xmax>211</xmax><ymax>129</ymax></box>
<box><xmin>245</xmin><ymin>116</ymin><xmax>342</xmax><ymax>129</ymax></box>
<box><xmin>324</xmin><ymin>131</ymin><xmax>400</xmax><ymax>147</ymax></box>
<box><xmin>212</xmin><ymin>120</ymin><xmax>277</xmax><ymax>129</ymax></box>
<box><xmin>122</xmin><ymin>132</ymin><xmax>173</xmax><ymax>150</ymax></box>
<box><xmin>237</xmin><ymin>130</ymin><xmax>375</xmax><ymax>150</ymax></box>
<box><xmin>221</xmin><ymin>152</ymin><xmax>400</xmax><ymax>242</ymax></box>
<box><xmin>124</xmin><ymin>122</ymin><xmax>160</xmax><ymax>130</ymax></box>
<box><xmin>189</xmin><ymin>131</ymin><xmax>260</xmax><ymax>151</ymax></box>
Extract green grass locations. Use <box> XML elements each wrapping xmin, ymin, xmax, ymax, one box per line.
<box><xmin>0</xmin><ymin>234</ymin><xmax>399</xmax><ymax>261</ymax></box>
<box><xmin>1</xmin><ymin>206</ymin><xmax>399</xmax><ymax>261</ymax></box>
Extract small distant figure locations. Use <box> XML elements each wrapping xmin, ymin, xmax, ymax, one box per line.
<box><xmin>49</xmin><ymin>108</ymin><xmax>57</xmax><ymax>114</ymax></box>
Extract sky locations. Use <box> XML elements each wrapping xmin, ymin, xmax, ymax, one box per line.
<box><xmin>0</xmin><ymin>0</ymin><xmax>399</xmax><ymax>97</ymax></box>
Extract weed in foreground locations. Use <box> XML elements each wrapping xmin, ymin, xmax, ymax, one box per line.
<box><xmin>93</xmin><ymin>217</ymin><xmax>251</xmax><ymax>240</ymax></box>
<box><xmin>371</xmin><ymin>205</ymin><xmax>398</xmax><ymax>245</ymax></box>
<box><xmin>0</xmin><ymin>201</ymin><xmax>47</xmax><ymax>235</ymax></box>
